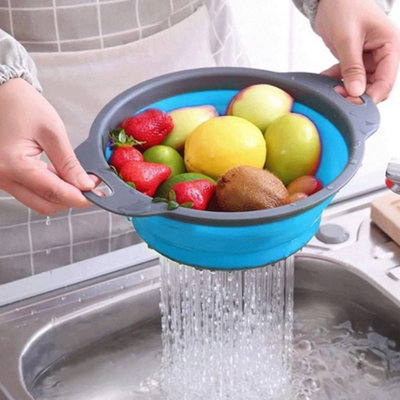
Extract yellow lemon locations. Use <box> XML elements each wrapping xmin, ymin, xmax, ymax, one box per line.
<box><xmin>184</xmin><ymin>116</ymin><xmax>266</xmax><ymax>180</ymax></box>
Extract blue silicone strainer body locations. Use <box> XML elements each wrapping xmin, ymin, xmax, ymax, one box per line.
<box><xmin>75</xmin><ymin>67</ymin><xmax>380</xmax><ymax>269</ymax></box>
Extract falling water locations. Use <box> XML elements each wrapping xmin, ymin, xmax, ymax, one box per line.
<box><xmin>159</xmin><ymin>256</ymin><xmax>295</xmax><ymax>400</ymax></box>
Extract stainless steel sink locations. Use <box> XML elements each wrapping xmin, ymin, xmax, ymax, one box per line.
<box><xmin>1</xmin><ymin>189</ymin><xmax>400</xmax><ymax>400</ymax></box>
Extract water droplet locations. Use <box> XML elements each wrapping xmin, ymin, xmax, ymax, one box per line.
<box><xmin>45</xmin><ymin>216</ymin><xmax>51</xmax><ymax>226</ymax></box>
<box><xmin>303</xmin><ymin>377</ymin><xmax>319</xmax><ymax>391</ymax></box>
<box><xmin>45</xmin><ymin>249</ymin><xmax>51</xmax><ymax>255</ymax></box>
<box><xmin>326</xmin><ymin>185</ymin><xmax>334</xmax><ymax>190</ymax></box>
<box><xmin>297</xmin><ymin>339</ymin><xmax>314</xmax><ymax>353</ymax></box>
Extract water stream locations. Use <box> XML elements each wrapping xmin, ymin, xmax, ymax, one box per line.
<box><xmin>159</xmin><ymin>257</ymin><xmax>294</xmax><ymax>400</ymax></box>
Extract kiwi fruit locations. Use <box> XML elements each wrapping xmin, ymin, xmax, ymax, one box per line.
<box><xmin>216</xmin><ymin>165</ymin><xmax>290</xmax><ymax>211</ymax></box>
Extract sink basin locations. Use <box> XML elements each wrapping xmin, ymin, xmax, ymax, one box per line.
<box><xmin>1</xmin><ymin>190</ymin><xmax>400</xmax><ymax>400</ymax></box>
<box><xmin>1</xmin><ymin>252</ymin><xmax>400</xmax><ymax>400</ymax></box>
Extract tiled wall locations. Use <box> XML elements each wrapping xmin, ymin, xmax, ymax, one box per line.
<box><xmin>0</xmin><ymin>204</ymin><xmax>141</xmax><ymax>284</ymax></box>
<box><xmin>0</xmin><ymin>0</ymin><xmax>201</xmax><ymax>52</ymax></box>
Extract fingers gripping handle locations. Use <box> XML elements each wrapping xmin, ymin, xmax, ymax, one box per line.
<box><xmin>282</xmin><ymin>72</ymin><xmax>380</xmax><ymax>139</ymax></box>
<box><xmin>74</xmin><ymin>139</ymin><xmax>166</xmax><ymax>216</ymax></box>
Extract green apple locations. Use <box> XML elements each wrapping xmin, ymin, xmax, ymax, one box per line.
<box><xmin>162</xmin><ymin>105</ymin><xmax>218</xmax><ymax>151</ymax></box>
<box><xmin>142</xmin><ymin>145</ymin><xmax>186</xmax><ymax>178</ymax></box>
<box><xmin>264</xmin><ymin>113</ymin><xmax>321</xmax><ymax>185</ymax></box>
<box><xmin>227</xmin><ymin>84</ymin><xmax>293</xmax><ymax>131</ymax></box>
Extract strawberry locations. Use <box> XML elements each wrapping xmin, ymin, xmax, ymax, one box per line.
<box><xmin>110</xmin><ymin>146</ymin><xmax>143</xmax><ymax>171</ymax></box>
<box><xmin>119</xmin><ymin>161</ymin><xmax>171</xmax><ymax>197</ymax></box>
<box><xmin>167</xmin><ymin>179</ymin><xmax>216</xmax><ymax>210</ymax></box>
<box><xmin>120</xmin><ymin>109</ymin><xmax>174</xmax><ymax>151</ymax></box>
<box><xmin>109</xmin><ymin>128</ymin><xmax>144</xmax><ymax>171</ymax></box>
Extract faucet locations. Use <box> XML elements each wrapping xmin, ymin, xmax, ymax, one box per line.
<box><xmin>385</xmin><ymin>159</ymin><xmax>400</xmax><ymax>194</ymax></box>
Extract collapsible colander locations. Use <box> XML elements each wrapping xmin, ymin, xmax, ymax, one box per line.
<box><xmin>75</xmin><ymin>67</ymin><xmax>380</xmax><ymax>270</ymax></box>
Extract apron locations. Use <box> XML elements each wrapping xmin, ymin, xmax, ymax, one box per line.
<box><xmin>0</xmin><ymin>6</ymin><xmax>219</xmax><ymax>283</ymax></box>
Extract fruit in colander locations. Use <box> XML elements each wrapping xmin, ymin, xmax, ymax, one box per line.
<box><xmin>184</xmin><ymin>116</ymin><xmax>266</xmax><ymax>180</ymax></box>
<box><xmin>226</xmin><ymin>84</ymin><xmax>293</xmax><ymax>131</ymax></box>
<box><xmin>162</xmin><ymin>105</ymin><xmax>218</xmax><ymax>151</ymax></box>
<box><xmin>287</xmin><ymin>175</ymin><xmax>323</xmax><ymax>196</ymax></box>
<box><xmin>264</xmin><ymin>113</ymin><xmax>321</xmax><ymax>186</ymax></box>
<box><xmin>215</xmin><ymin>165</ymin><xmax>290</xmax><ymax>212</ymax></box>
<box><xmin>143</xmin><ymin>144</ymin><xmax>186</xmax><ymax>178</ymax></box>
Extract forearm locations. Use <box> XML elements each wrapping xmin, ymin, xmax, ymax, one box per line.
<box><xmin>292</xmin><ymin>0</ymin><xmax>396</xmax><ymax>30</ymax></box>
<box><xmin>0</xmin><ymin>29</ymin><xmax>42</xmax><ymax>92</ymax></box>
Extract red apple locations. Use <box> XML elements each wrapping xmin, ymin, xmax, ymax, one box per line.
<box><xmin>287</xmin><ymin>175</ymin><xmax>323</xmax><ymax>196</ymax></box>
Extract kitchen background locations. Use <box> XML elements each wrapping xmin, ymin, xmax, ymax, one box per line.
<box><xmin>0</xmin><ymin>0</ymin><xmax>399</xmax><ymax>300</ymax></box>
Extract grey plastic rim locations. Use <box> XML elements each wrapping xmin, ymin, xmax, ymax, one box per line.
<box><xmin>75</xmin><ymin>67</ymin><xmax>380</xmax><ymax>226</ymax></box>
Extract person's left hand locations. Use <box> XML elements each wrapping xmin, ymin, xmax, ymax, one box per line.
<box><xmin>315</xmin><ymin>0</ymin><xmax>400</xmax><ymax>103</ymax></box>
<box><xmin>0</xmin><ymin>78</ymin><xmax>97</xmax><ymax>215</ymax></box>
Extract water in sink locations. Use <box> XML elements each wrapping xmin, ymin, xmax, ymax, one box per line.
<box><xmin>292</xmin><ymin>289</ymin><xmax>400</xmax><ymax>400</ymax></box>
<box><xmin>32</xmin><ymin>284</ymin><xmax>400</xmax><ymax>400</ymax></box>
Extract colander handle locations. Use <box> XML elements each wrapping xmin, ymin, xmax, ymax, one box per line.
<box><xmin>281</xmin><ymin>72</ymin><xmax>380</xmax><ymax>139</ymax></box>
<box><xmin>74</xmin><ymin>138</ymin><xmax>168</xmax><ymax>217</ymax></box>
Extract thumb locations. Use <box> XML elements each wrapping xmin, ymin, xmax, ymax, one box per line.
<box><xmin>337</xmin><ymin>41</ymin><xmax>366</xmax><ymax>97</ymax></box>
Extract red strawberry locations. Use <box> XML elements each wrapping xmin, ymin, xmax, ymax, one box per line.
<box><xmin>109</xmin><ymin>128</ymin><xmax>144</xmax><ymax>171</ymax></box>
<box><xmin>119</xmin><ymin>161</ymin><xmax>171</xmax><ymax>197</ymax></box>
<box><xmin>120</xmin><ymin>109</ymin><xmax>174</xmax><ymax>151</ymax></box>
<box><xmin>110</xmin><ymin>147</ymin><xmax>143</xmax><ymax>171</ymax></box>
<box><xmin>168</xmin><ymin>179</ymin><xmax>216</xmax><ymax>210</ymax></box>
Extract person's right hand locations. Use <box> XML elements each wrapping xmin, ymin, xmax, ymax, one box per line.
<box><xmin>0</xmin><ymin>78</ymin><xmax>95</xmax><ymax>215</ymax></box>
<box><xmin>315</xmin><ymin>0</ymin><xmax>400</xmax><ymax>103</ymax></box>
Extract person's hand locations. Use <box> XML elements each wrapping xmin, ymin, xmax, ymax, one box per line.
<box><xmin>0</xmin><ymin>78</ymin><xmax>96</xmax><ymax>215</ymax></box>
<box><xmin>315</xmin><ymin>0</ymin><xmax>400</xmax><ymax>103</ymax></box>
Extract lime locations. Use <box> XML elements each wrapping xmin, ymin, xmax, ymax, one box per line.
<box><xmin>184</xmin><ymin>116</ymin><xmax>266</xmax><ymax>180</ymax></box>
<box><xmin>143</xmin><ymin>145</ymin><xmax>186</xmax><ymax>177</ymax></box>
<box><xmin>155</xmin><ymin>172</ymin><xmax>216</xmax><ymax>198</ymax></box>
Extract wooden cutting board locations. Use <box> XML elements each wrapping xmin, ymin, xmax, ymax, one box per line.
<box><xmin>371</xmin><ymin>192</ymin><xmax>400</xmax><ymax>246</ymax></box>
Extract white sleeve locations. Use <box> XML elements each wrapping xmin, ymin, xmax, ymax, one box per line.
<box><xmin>0</xmin><ymin>29</ymin><xmax>42</xmax><ymax>92</ymax></box>
<box><xmin>292</xmin><ymin>0</ymin><xmax>396</xmax><ymax>30</ymax></box>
